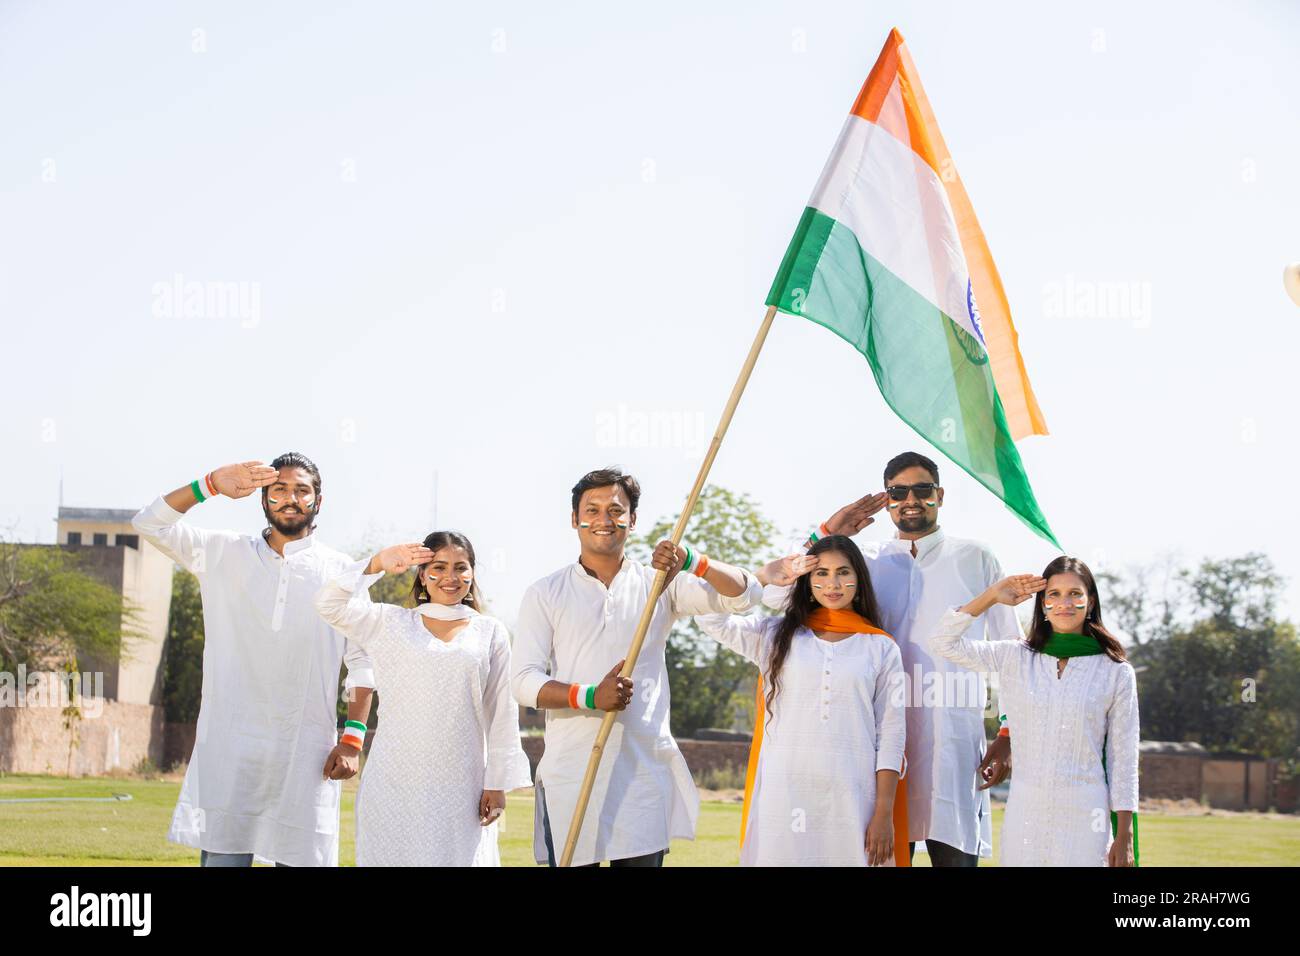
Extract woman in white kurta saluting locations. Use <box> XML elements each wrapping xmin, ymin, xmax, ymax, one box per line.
<box><xmin>927</xmin><ymin>556</ymin><xmax>1139</xmax><ymax>867</ymax></box>
<box><xmin>698</xmin><ymin>534</ymin><xmax>907</xmax><ymax>867</ymax></box>
<box><xmin>314</xmin><ymin>531</ymin><xmax>532</xmax><ymax>866</ymax></box>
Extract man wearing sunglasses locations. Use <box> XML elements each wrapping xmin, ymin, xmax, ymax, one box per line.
<box><xmin>761</xmin><ymin>451</ymin><xmax>1019</xmax><ymax>867</ymax></box>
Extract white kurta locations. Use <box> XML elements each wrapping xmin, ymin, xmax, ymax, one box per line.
<box><xmin>132</xmin><ymin>496</ymin><xmax>376</xmax><ymax>868</ymax></box>
<box><xmin>313</xmin><ymin>560</ymin><xmax>533</xmax><ymax>866</ymax></box>
<box><xmin>929</xmin><ymin>608</ymin><xmax>1140</xmax><ymax>866</ymax></box>
<box><xmin>697</xmin><ymin>612</ymin><xmax>905</xmax><ymax>866</ymax></box>
<box><xmin>764</xmin><ymin>527</ymin><xmax>1018</xmax><ymax>856</ymax></box>
<box><xmin>511</xmin><ymin>559</ymin><xmax>761</xmax><ymax>867</ymax></box>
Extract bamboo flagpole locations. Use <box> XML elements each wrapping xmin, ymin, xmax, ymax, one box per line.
<box><xmin>557</xmin><ymin>304</ymin><xmax>779</xmax><ymax>867</ymax></box>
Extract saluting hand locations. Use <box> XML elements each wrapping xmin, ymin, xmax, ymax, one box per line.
<box><xmin>368</xmin><ymin>543</ymin><xmax>435</xmax><ymax>576</ymax></box>
<box><xmin>989</xmin><ymin>575</ymin><xmax>1047</xmax><ymax>607</ymax></box>
<box><xmin>757</xmin><ymin>553</ymin><xmax>818</xmax><ymax>588</ymax></box>
<box><xmin>210</xmin><ymin>461</ymin><xmax>279</xmax><ymax>499</ymax></box>
<box><xmin>825</xmin><ymin>492</ymin><xmax>889</xmax><ymax>536</ymax></box>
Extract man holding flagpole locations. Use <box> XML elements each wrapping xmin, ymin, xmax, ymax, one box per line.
<box><xmin>510</xmin><ymin>467</ymin><xmax>761</xmax><ymax>867</ymax></box>
<box><xmin>524</xmin><ymin>26</ymin><xmax>1059</xmax><ymax>865</ymax></box>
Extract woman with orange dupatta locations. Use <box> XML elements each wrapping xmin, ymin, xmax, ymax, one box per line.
<box><xmin>696</xmin><ymin>534</ymin><xmax>907</xmax><ymax>866</ymax></box>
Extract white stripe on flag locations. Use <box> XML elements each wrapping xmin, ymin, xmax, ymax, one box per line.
<box><xmin>808</xmin><ymin>80</ymin><xmax>982</xmax><ymax>347</ymax></box>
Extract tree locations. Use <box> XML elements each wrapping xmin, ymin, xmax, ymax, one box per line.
<box><xmin>1181</xmin><ymin>553</ymin><xmax>1282</xmax><ymax>632</ymax></box>
<box><xmin>630</xmin><ymin>485</ymin><xmax>780</xmax><ymax>738</ymax></box>
<box><xmin>0</xmin><ymin>540</ymin><xmax>139</xmax><ymax>672</ymax></box>
<box><xmin>162</xmin><ymin>569</ymin><xmax>205</xmax><ymax>723</ymax></box>
<box><xmin>1095</xmin><ymin>552</ymin><xmax>1183</xmax><ymax>645</ymax></box>
<box><xmin>1102</xmin><ymin>552</ymin><xmax>1300</xmax><ymax>765</ymax></box>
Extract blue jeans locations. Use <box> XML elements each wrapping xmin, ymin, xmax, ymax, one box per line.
<box><xmin>538</xmin><ymin>782</ymin><xmax>667</xmax><ymax>868</ymax></box>
<box><xmin>909</xmin><ymin>839</ymin><xmax>979</xmax><ymax>868</ymax></box>
<box><xmin>200</xmin><ymin>850</ymin><xmax>292</xmax><ymax>868</ymax></box>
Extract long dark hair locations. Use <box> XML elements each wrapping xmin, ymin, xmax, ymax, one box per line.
<box><xmin>765</xmin><ymin>535</ymin><xmax>882</xmax><ymax>722</ymax></box>
<box><xmin>408</xmin><ymin>530</ymin><xmax>484</xmax><ymax>610</ymax></box>
<box><xmin>1027</xmin><ymin>555</ymin><xmax>1125</xmax><ymax>662</ymax></box>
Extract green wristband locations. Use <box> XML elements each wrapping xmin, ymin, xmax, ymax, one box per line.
<box><xmin>190</xmin><ymin>479</ymin><xmax>206</xmax><ymax>503</ymax></box>
<box><xmin>585</xmin><ymin>684</ymin><xmax>597</xmax><ymax>710</ymax></box>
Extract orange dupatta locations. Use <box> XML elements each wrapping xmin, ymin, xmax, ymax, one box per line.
<box><xmin>740</xmin><ymin>606</ymin><xmax>910</xmax><ymax>867</ymax></box>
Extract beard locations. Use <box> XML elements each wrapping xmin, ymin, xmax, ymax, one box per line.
<box><xmin>894</xmin><ymin>508</ymin><xmax>937</xmax><ymax>534</ymax></box>
<box><xmin>264</xmin><ymin>501</ymin><xmax>314</xmax><ymax>535</ymax></box>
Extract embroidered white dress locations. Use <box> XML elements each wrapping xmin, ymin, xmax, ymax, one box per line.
<box><xmin>928</xmin><ymin>608</ymin><xmax>1140</xmax><ymax>866</ymax></box>
<box><xmin>314</xmin><ymin>559</ymin><xmax>533</xmax><ymax>867</ymax></box>
<box><xmin>764</xmin><ymin>528</ymin><xmax>1019</xmax><ymax>857</ymax></box>
<box><xmin>697</xmin><ymin>613</ymin><xmax>906</xmax><ymax>866</ymax></box>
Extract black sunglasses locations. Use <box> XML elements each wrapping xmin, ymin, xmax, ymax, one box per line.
<box><xmin>886</xmin><ymin>483</ymin><xmax>939</xmax><ymax>502</ymax></box>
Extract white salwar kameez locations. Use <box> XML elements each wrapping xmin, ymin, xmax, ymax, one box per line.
<box><xmin>510</xmin><ymin>559</ymin><xmax>761</xmax><ymax>867</ymax></box>
<box><xmin>928</xmin><ymin>608</ymin><xmax>1140</xmax><ymax>866</ymax></box>
<box><xmin>697</xmin><ymin>612</ymin><xmax>906</xmax><ymax>866</ymax></box>
<box><xmin>765</xmin><ymin>527</ymin><xmax>1018</xmax><ymax>857</ymax></box>
<box><xmin>132</xmin><ymin>496</ymin><xmax>376</xmax><ymax>868</ymax></box>
<box><xmin>314</xmin><ymin>559</ymin><xmax>533</xmax><ymax>866</ymax></box>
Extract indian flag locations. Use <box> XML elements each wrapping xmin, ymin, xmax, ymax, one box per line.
<box><xmin>768</xmin><ymin>28</ymin><xmax>1058</xmax><ymax>547</ymax></box>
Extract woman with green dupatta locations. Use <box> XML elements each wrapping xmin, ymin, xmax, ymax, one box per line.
<box><xmin>928</xmin><ymin>556</ymin><xmax>1139</xmax><ymax>866</ymax></box>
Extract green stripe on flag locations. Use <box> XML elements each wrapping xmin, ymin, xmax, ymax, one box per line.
<box><xmin>767</xmin><ymin>206</ymin><xmax>1059</xmax><ymax>547</ymax></box>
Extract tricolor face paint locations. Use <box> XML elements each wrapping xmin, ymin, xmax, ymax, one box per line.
<box><xmin>1044</xmin><ymin>598</ymin><xmax>1088</xmax><ymax>617</ymax></box>
<box><xmin>579</xmin><ymin>522</ymin><xmax>591</xmax><ymax>529</ymax></box>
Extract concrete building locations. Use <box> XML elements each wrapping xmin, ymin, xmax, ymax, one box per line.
<box><xmin>0</xmin><ymin>507</ymin><xmax>173</xmax><ymax>775</ymax></box>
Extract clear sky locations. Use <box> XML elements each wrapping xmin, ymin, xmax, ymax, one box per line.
<box><xmin>3</xmin><ymin>0</ymin><xmax>1298</xmax><ymax>629</ymax></box>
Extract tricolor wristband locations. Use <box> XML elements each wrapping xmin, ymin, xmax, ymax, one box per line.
<box><xmin>191</xmin><ymin>473</ymin><xmax>220</xmax><ymax>504</ymax></box>
<box><xmin>808</xmin><ymin>522</ymin><xmax>832</xmax><ymax>545</ymax></box>
<box><xmin>567</xmin><ymin>683</ymin><xmax>598</xmax><ymax>710</ymax></box>
<box><xmin>340</xmin><ymin>720</ymin><xmax>367</xmax><ymax>751</ymax></box>
<box><xmin>681</xmin><ymin>546</ymin><xmax>710</xmax><ymax>578</ymax></box>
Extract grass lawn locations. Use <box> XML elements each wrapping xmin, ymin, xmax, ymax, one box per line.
<box><xmin>1</xmin><ymin>774</ymin><xmax>1296</xmax><ymax>866</ymax></box>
